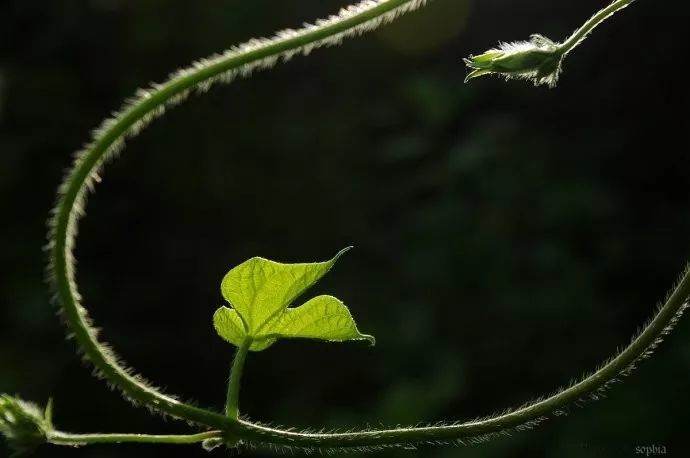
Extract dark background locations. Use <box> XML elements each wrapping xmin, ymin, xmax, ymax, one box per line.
<box><xmin>2</xmin><ymin>0</ymin><xmax>690</xmax><ymax>457</ymax></box>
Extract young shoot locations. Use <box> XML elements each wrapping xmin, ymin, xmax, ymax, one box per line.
<box><xmin>213</xmin><ymin>248</ymin><xmax>374</xmax><ymax>419</ymax></box>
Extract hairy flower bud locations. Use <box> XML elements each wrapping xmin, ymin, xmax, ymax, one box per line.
<box><xmin>464</xmin><ymin>34</ymin><xmax>564</xmax><ymax>87</ymax></box>
<box><xmin>0</xmin><ymin>395</ymin><xmax>51</xmax><ymax>455</ymax></box>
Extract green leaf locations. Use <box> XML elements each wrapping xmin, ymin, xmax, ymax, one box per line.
<box><xmin>214</xmin><ymin>248</ymin><xmax>374</xmax><ymax>351</ymax></box>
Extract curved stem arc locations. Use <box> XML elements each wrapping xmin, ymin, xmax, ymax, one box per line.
<box><xmin>49</xmin><ymin>0</ymin><xmax>428</xmax><ymax>431</ymax></box>
<box><xmin>236</xmin><ymin>266</ymin><xmax>690</xmax><ymax>448</ymax></box>
<box><xmin>47</xmin><ymin>0</ymin><xmax>690</xmax><ymax>451</ymax></box>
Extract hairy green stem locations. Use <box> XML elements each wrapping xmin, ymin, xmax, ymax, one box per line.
<box><xmin>48</xmin><ymin>431</ymin><xmax>222</xmax><ymax>446</ymax></box>
<box><xmin>226</xmin><ymin>338</ymin><xmax>252</xmax><ymax>419</ymax></box>
<box><xmin>234</xmin><ymin>266</ymin><xmax>689</xmax><ymax>448</ymax></box>
<box><xmin>560</xmin><ymin>0</ymin><xmax>636</xmax><ymax>54</ymax></box>
<box><xmin>48</xmin><ymin>0</ymin><xmax>427</xmax><ymax>432</ymax></box>
<box><xmin>45</xmin><ymin>0</ymin><xmax>690</xmax><ymax>451</ymax></box>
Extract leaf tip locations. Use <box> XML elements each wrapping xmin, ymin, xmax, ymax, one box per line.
<box><xmin>362</xmin><ymin>333</ymin><xmax>376</xmax><ymax>347</ymax></box>
<box><xmin>332</xmin><ymin>246</ymin><xmax>354</xmax><ymax>263</ymax></box>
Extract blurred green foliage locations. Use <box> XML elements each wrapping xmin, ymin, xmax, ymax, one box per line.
<box><xmin>1</xmin><ymin>0</ymin><xmax>689</xmax><ymax>457</ymax></box>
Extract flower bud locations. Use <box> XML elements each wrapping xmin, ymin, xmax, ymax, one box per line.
<box><xmin>0</xmin><ymin>395</ymin><xmax>51</xmax><ymax>455</ymax></box>
<box><xmin>464</xmin><ymin>34</ymin><xmax>563</xmax><ymax>87</ymax></box>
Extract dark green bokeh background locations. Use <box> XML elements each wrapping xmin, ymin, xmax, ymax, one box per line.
<box><xmin>2</xmin><ymin>1</ymin><xmax>690</xmax><ymax>457</ymax></box>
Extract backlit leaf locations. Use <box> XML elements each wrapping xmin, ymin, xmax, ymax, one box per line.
<box><xmin>213</xmin><ymin>248</ymin><xmax>374</xmax><ymax>351</ymax></box>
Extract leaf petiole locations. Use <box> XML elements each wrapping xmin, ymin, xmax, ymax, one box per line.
<box><xmin>225</xmin><ymin>337</ymin><xmax>253</xmax><ymax>419</ymax></box>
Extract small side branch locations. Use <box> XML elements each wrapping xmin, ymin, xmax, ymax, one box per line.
<box><xmin>48</xmin><ymin>430</ymin><xmax>222</xmax><ymax>446</ymax></box>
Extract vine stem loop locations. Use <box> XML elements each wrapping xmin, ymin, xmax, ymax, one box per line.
<box><xmin>48</xmin><ymin>0</ymin><xmax>428</xmax><ymax>434</ymax></box>
<box><xmin>45</xmin><ymin>0</ymin><xmax>690</xmax><ymax>451</ymax></box>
